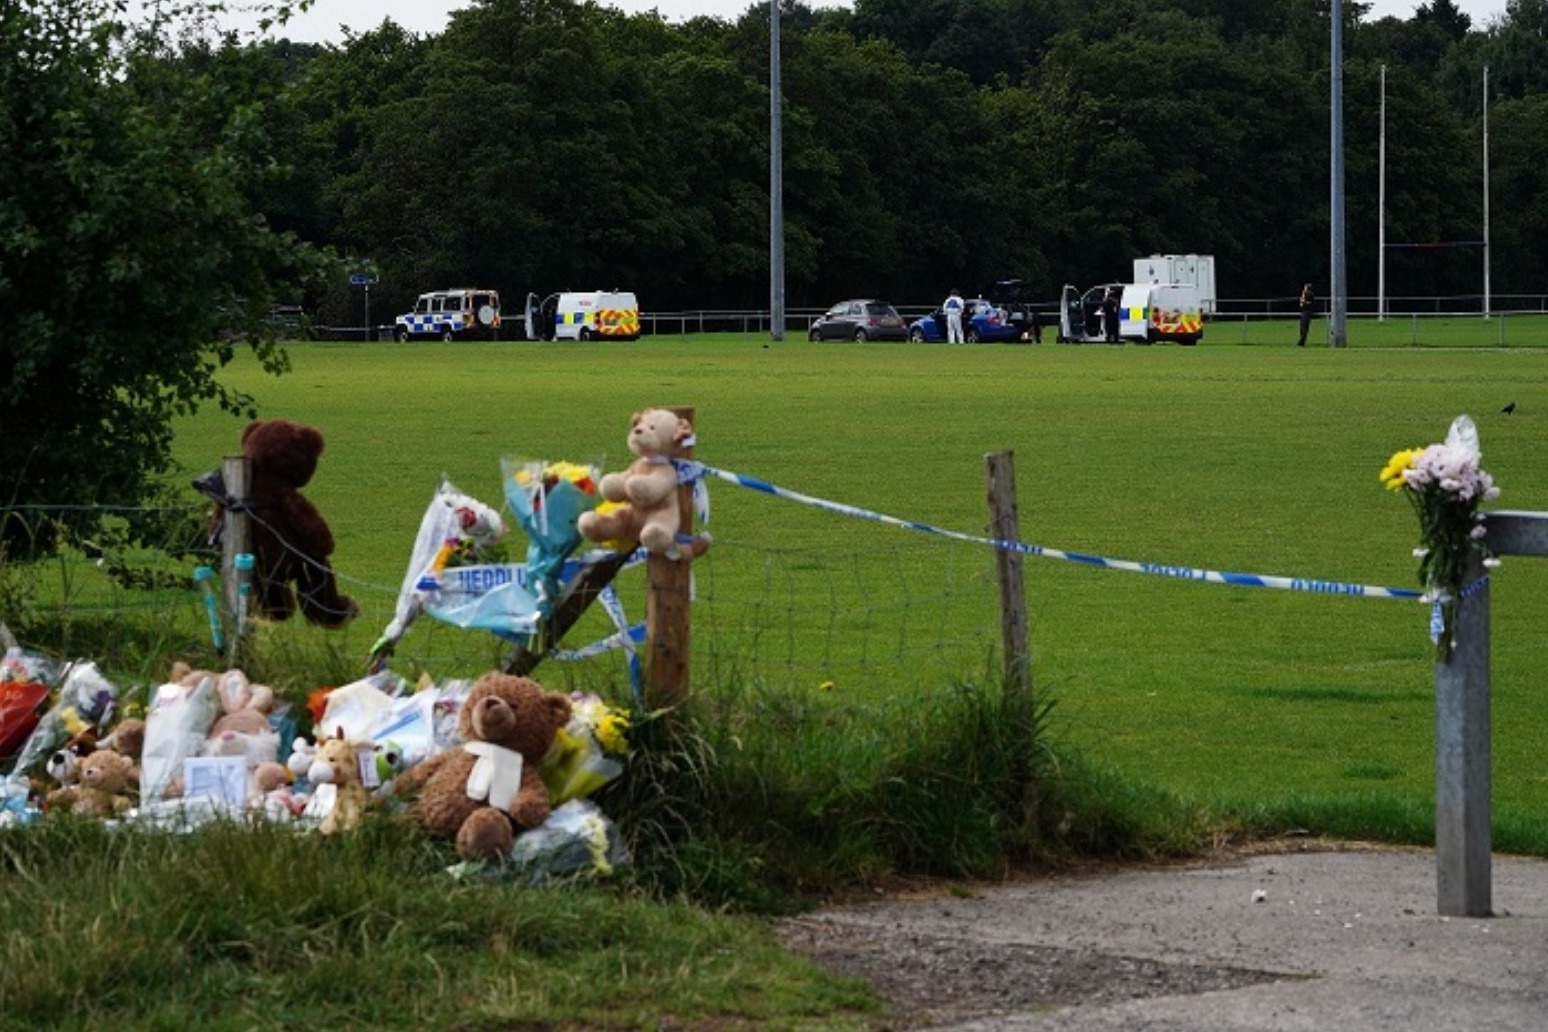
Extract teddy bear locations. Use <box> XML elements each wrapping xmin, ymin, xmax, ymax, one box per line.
<box><xmin>576</xmin><ymin>409</ymin><xmax>710</xmax><ymax>561</ymax></box>
<box><xmin>394</xmin><ymin>672</ymin><xmax>573</xmax><ymax>862</ymax></box>
<box><xmin>206</xmin><ymin>668</ymin><xmax>278</xmax><ymax>744</ymax></box>
<box><xmin>100</xmin><ymin>717</ymin><xmax>145</xmax><ymax>763</ymax></box>
<box><xmin>254</xmin><ymin>761</ymin><xmax>303</xmax><ymax>822</ymax></box>
<box><xmin>223</xmin><ymin>419</ymin><xmax>357</xmax><ymax>627</ymax></box>
<box><xmin>47</xmin><ymin>748</ymin><xmax>137</xmax><ymax>818</ymax></box>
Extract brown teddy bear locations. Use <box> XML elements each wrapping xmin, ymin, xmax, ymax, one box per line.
<box><xmin>232</xmin><ymin>419</ymin><xmax>357</xmax><ymax>626</ymax></box>
<box><xmin>577</xmin><ymin>408</ymin><xmax>709</xmax><ymax>561</ymax></box>
<box><xmin>47</xmin><ymin>748</ymin><xmax>137</xmax><ymax>818</ymax></box>
<box><xmin>395</xmin><ymin>672</ymin><xmax>573</xmax><ymax>861</ymax></box>
<box><xmin>100</xmin><ymin>717</ymin><xmax>145</xmax><ymax>763</ymax></box>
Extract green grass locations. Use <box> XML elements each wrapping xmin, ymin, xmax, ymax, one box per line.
<box><xmin>8</xmin><ymin>325</ymin><xmax>1548</xmax><ymax>1028</ymax></box>
<box><xmin>0</xmin><ymin>818</ymin><xmax>879</xmax><ymax>1032</ymax></box>
<box><xmin>151</xmin><ymin>328</ymin><xmax>1548</xmax><ymax>844</ymax></box>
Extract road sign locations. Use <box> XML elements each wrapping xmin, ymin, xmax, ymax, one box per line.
<box><xmin>349</xmin><ymin>273</ymin><xmax>378</xmax><ymax>286</ymax></box>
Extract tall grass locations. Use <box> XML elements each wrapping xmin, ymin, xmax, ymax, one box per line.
<box><xmin>0</xmin><ymin>817</ymin><xmax>879</xmax><ymax>1032</ymax></box>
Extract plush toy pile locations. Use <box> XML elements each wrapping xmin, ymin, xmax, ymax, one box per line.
<box><xmin>0</xmin><ymin>649</ymin><xmax>631</xmax><ymax>880</ymax></box>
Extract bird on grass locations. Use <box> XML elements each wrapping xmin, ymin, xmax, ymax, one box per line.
<box><xmin>1501</xmin><ymin>402</ymin><xmax>1516</xmax><ymax>415</ymax></box>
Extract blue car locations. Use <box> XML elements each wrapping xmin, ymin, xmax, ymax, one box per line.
<box><xmin>908</xmin><ymin>298</ymin><xmax>1027</xmax><ymax>343</ymax></box>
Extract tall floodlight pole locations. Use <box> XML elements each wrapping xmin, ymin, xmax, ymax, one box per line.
<box><xmin>1330</xmin><ymin>0</ymin><xmax>1348</xmax><ymax>347</ymax></box>
<box><xmin>1378</xmin><ymin>64</ymin><xmax>1386</xmax><ymax>322</ymax></box>
<box><xmin>769</xmin><ymin>0</ymin><xmax>786</xmax><ymax>341</ymax></box>
<box><xmin>1482</xmin><ymin>65</ymin><xmax>1491</xmax><ymax>318</ymax></box>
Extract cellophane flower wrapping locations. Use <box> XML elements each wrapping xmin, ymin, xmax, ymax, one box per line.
<box><xmin>1380</xmin><ymin>415</ymin><xmax>1500</xmax><ymax>659</ymax></box>
<box><xmin>502</xmin><ymin>459</ymin><xmax>601</xmax><ymax>615</ymax></box>
<box><xmin>538</xmin><ymin>693</ymin><xmax>629</xmax><ymax>805</ymax></box>
<box><xmin>372</xmin><ymin>479</ymin><xmax>508</xmax><ymax>661</ymax></box>
<box><xmin>507</xmin><ymin>799</ymin><xmax>630</xmax><ymax>882</ymax></box>
<box><xmin>8</xmin><ymin>660</ymin><xmax>118</xmax><ymax>780</ymax></box>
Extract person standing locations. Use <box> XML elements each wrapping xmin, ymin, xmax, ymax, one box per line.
<box><xmin>1297</xmin><ymin>282</ymin><xmax>1315</xmax><ymax>347</ymax></box>
<box><xmin>1102</xmin><ymin>285</ymin><xmax>1120</xmax><ymax>343</ymax></box>
<box><xmin>942</xmin><ymin>288</ymin><xmax>965</xmax><ymax>343</ymax></box>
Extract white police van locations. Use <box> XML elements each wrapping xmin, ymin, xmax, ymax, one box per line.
<box><xmin>394</xmin><ymin>288</ymin><xmax>501</xmax><ymax>342</ymax></box>
<box><xmin>523</xmin><ymin>290</ymin><xmax>641</xmax><ymax>341</ymax></box>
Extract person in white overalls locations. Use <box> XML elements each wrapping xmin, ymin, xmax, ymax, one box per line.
<box><xmin>943</xmin><ymin>289</ymin><xmax>965</xmax><ymax>344</ymax></box>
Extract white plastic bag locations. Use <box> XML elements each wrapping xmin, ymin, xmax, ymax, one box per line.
<box><xmin>140</xmin><ymin>676</ymin><xmax>220</xmax><ymax>801</ymax></box>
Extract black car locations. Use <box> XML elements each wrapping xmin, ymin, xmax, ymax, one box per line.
<box><xmin>807</xmin><ymin>299</ymin><xmax>908</xmax><ymax>342</ymax></box>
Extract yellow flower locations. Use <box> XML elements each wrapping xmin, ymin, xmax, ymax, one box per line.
<box><xmin>818</xmin><ymin>680</ymin><xmax>836</xmax><ymax>692</ymax></box>
<box><xmin>1379</xmin><ymin>448</ymin><xmax>1422</xmax><ymax>491</ymax></box>
<box><xmin>595</xmin><ymin>710</ymin><xmax>630</xmax><ymax>755</ymax></box>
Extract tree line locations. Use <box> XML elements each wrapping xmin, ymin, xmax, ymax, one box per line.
<box><xmin>3</xmin><ymin>0</ymin><xmax>1546</xmax><ymax>536</ymax></box>
<box><xmin>238</xmin><ymin>0</ymin><xmax>1547</xmax><ymax>321</ymax></box>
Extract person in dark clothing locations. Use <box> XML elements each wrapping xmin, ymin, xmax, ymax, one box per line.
<box><xmin>1297</xmin><ymin>282</ymin><xmax>1315</xmax><ymax>347</ymax></box>
<box><xmin>1102</xmin><ymin>286</ymin><xmax>1120</xmax><ymax>343</ymax></box>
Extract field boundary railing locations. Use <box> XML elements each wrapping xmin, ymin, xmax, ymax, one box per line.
<box><xmin>295</xmin><ymin>291</ymin><xmax>1548</xmax><ymax>342</ymax></box>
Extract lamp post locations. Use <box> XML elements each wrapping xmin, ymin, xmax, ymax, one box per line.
<box><xmin>1329</xmin><ymin>0</ymin><xmax>1348</xmax><ymax>347</ymax></box>
<box><xmin>769</xmin><ymin>0</ymin><xmax>785</xmax><ymax>342</ymax></box>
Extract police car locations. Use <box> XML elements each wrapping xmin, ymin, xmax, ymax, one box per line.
<box><xmin>394</xmin><ymin>288</ymin><xmax>501</xmax><ymax>342</ymax></box>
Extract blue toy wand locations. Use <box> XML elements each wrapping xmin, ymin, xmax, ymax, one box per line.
<box><xmin>193</xmin><ymin>565</ymin><xmax>224</xmax><ymax>652</ymax></box>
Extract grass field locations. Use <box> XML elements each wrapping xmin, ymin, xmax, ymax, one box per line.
<box><xmin>154</xmin><ymin>324</ymin><xmax>1548</xmax><ymax>852</ymax></box>
<box><xmin>7</xmin><ymin>325</ymin><xmax>1548</xmax><ymax>1031</ymax></box>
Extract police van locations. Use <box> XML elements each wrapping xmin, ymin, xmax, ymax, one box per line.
<box><xmin>523</xmin><ymin>291</ymin><xmax>641</xmax><ymax>342</ymax></box>
<box><xmin>1057</xmin><ymin>282</ymin><xmax>1204</xmax><ymax>345</ymax></box>
<box><xmin>394</xmin><ymin>288</ymin><xmax>502</xmax><ymax>342</ymax></box>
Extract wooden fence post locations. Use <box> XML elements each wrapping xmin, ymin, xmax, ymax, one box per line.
<box><xmin>645</xmin><ymin>406</ymin><xmax>696</xmax><ymax>710</ymax></box>
<box><xmin>985</xmin><ymin>450</ymin><xmax>1032</xmax><ymax>712</ymax></box>
<box><xmin>220</xmin><ymin>455</ymin><xmax>252</xmax><ymax>659</ymax></box>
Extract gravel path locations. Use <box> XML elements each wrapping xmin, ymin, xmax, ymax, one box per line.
<box><xmin>778</xmin><ymin>842</ymin><xmax>1548</xmax><ymax>1031</ymax></box>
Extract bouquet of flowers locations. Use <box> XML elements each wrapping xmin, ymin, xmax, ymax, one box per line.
<box><xmin>538</xmin><ymin>692</ymin><xmax>630</xmax><ymax>805</ymax></box>
<box><xmin>370</xmin><ymin>479</ymin><xmax>508</xmax><ymax>665</ymax></box>
<box><xmin>502</xmin><ymin>459</ymin><xmax>602</xmax><ymax>615</ymax></box>
<box><xmin>1380</xmin><ymin>415</ymin><xmax>1500</xmax><ymax>658</ymax></box>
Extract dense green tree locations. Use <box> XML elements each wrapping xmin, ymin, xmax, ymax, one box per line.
<box><xmin>1026</xmin><ymin>21</ymin><xmax>1324</xmax><ymax>297</ymax></box>
<box><xmin>1416</xmin><ymin>0</ymin><xmax>1473</xmax><ymax>38</ymax></box>
<box><xmin>1483</xmin><ymin>93</ymin><xmax>1548</xmax><ymax>294</ymax></box>
<box><xmin>847</xmin><ymin>0</ymin><xmax>1074</xmax><ymax>85</ymax></box>
<box><xmin>1339</xmin><ymin>60</ymin><xmax>1480</xmax><ymax>303</ymax></box>
<box><xmin>0</xmin><ymin>0</ymin><xmax>329</xmax><ymax>549</ymax></box>
<box><xmin>148</xmin><ymin>0</ymin><xmax>1545</xmax><ymax>322</ymax></box>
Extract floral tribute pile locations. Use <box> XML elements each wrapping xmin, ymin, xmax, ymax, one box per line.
<box><xmin>0</xmin><ymin>651</ymin><xmax>633</xmax><ymax>882</ymax></box>
<box><xmin>1380</xmin><ymin>414</ymin><xmax>1501</xmax><ymax>659</ymax></box>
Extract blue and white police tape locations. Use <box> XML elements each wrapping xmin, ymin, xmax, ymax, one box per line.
<box><xmin>551</xmin><ymin>621</ymin><xmax>646</xmax><ymax>662</ymax></box>
<box><xmin>1428</xmin><ymin>575</ymin><xmax>1491</xmax><ymax>644</ymax></box>
<box><xmin>674</xmin><ymin>460</ymin><xmax>1425</xmax><ymax>602</ymax></box>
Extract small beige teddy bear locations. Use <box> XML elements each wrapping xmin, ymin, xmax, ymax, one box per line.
<box><xmin>576</xmin><ymin>408</ymin><xmax>709</xmax><ymax>560</ymax></box>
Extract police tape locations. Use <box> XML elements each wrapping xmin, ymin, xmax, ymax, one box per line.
<box><xmin>551</xmin><ymin>621</ymin><xmax>646</xmax><ymax>662</ymax></box>
<box><xmin>674</xmin><ymin>460</ymin><xmax>1425</xmax><ymax>602</ymax></box>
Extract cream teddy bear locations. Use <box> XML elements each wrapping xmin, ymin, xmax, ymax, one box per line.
<box><xmin>576</xmin><ymin>408</ymin><xmax>709</xmax><ymax>560</ymax></box>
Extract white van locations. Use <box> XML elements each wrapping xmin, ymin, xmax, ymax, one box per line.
<box><xmin>524</xmin><ymin>291</ymin><xmax>641</xmax><ymax>341</ymax></box>
<box><xmin>394</xmin><ymin>288</ymin><xmax>501</xmax><ymax>342</ymax></box>
<box><xmin>1133</xmin><ymin>254</ymin><xmax>1217</xmax><ymax>313</ymax></box>
<box><xmin>1058</xmin><ymin>282</ymin><xmax>1204</xmax><ymax>345</ymax></box>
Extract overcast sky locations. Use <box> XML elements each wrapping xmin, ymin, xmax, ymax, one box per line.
<box><xmin>206</xmin><ymin>0</ymin><xmax>1511</xmax><ymax>45</ymax></box>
